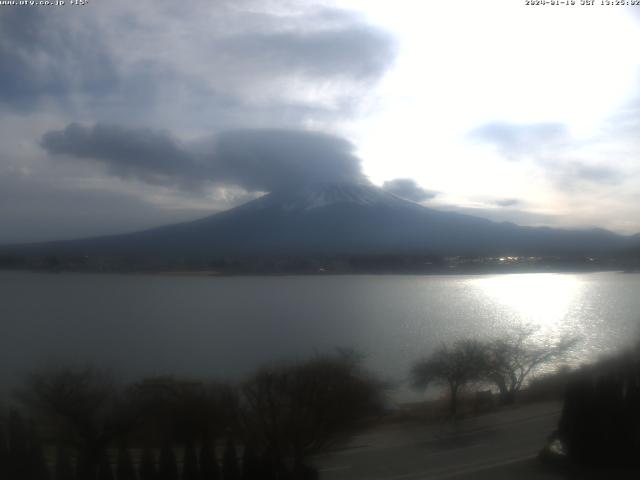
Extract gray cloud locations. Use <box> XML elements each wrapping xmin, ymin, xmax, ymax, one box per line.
<box><xmin>437</xmin><ymin>204</ymin><xmax>563</xmax><ymax>227</ymax></box>
<box><xmin>212</xmin><ymin>129</ymin><xmax>364</xmax><ymax>191</ymax></box>
<box><xmin>0</xmin><ymin>8</ymin><xmax>118</xmax><ymax>112</ymax></box>
<box><xmin>382</xmin><ymin>178</ymin><xmax>438</xmax><ymax>202</ymax></box>
<box><xmin>493</xmin><ymin>198</ymin><xmax>521</xmax><ymax>207</ymax></box>
<box><xmin>220</xmin><ymin>25</ymin><xmax>396</xmax><ymax>82</ymax></box>
<box><xmin>0</xmin><ymin>2</ymin><xmax>396</xmax><ymax>130</ymax></box>
<box><xmin>41</xmin><ymin>124</ymin><xmax>364</xmax><ymax>193</ymax></box>
<box><xmin>41</xmin><ymin>124</ymin><xmax>204</xmax><ymax>189</ymax></box>
<box><xmin>470</xmin><ymin>121</ymin><xmax>624</xmax><ymax>189</ymax></box>
<box><xmin>557</xmin><ymin>162</ymin><xmax>622</xmax><ymax>187</ymax></box>
<box><xmin>470</xmin><ymin>122</ymin><xmax>568</xmax><ymax>160</ymax></box>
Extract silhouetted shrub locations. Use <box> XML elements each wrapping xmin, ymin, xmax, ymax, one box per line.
<box><xmin>240</xmin><ymin>444</ymin><xmax>260</xmax><ymax>480</ymax></box>
<box><xmin>259</xmin><ymin>448</ymin><xmax>278</xmax><ymax>480</ymax></box>
<box><xmin>557</xmin><ymin>348</ymin><xmax>640</xmax><ymax>469</ymax></box>
<box><xmin>28</xmin><ymin>420</ymin><xmax>50</xmax><ymax>480</ymax></box>
<box><xmin>183</xmin><ymin>441</ymin><xmax>198</xmax><ymax>480</ymax></box>
<box><xmin>76</xmin><ymin>448</ymin><xmax>96</xmax><ymax>480</ymax></box>
<box><xmin>139</xmin><ymin>448</ymin><xmax>157</xmax><ymax>480</ymax></box>
<box><xmin>519</xmin><ymin>365</ymin><xmax>575</xmax><ymax>403</ymax></box>
<box><xmin>54</xmin><ymin>446</ymin><xmax>75</xmax><ymax>480</ymax></box>
<box><xmin>1</xmin><ymin>410</ymin><xmax>51</xmax><ymax>480</ymax></box>
<box><xmin>222</xmin><ymin>439</ymin><xmax>240</xmax><ymax>480</ymax></box>
<box><xmin>8</xmin><ymin>410</ymin><xmax>30</xmax><ymax>479</ymax></box>
<box><xmin>0</xmin><ymin>418</ymin><xmax>9</xmax><ymax>480</ymax></box>
<box><xmin>97</xmin><ymin>452</ymin><xmax>114</xmax><ymax>480</ymax></box>
<box><xmin>116</xmin><ymin>446</ymin><xmax>136</xmax><ymax>480</ymax></box>
<box><xmin>131</xmin><ymin>377</ymin><xmax>237</xmax><ymax>445</ymax></box>
<box><xmin>292</xmin><ymin>458</ymin><xmax>318</xmax><ymax>480</ymax></box>
<box><xmin>158</xmin><ymin>444</ymin><xmax>178</xmax><ymax>480</ymax></box>
<box><xmin>199</xmin><ymin>437</ymin><xmax>220</xmax><ymax>480</ymax></box>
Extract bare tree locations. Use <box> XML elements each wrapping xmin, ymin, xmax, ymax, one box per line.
<box><xmin>131</xmin><ymin>376</ymin><xmax>237</xmax><ymax>444</ymax></box>
<box><xmin>483</xmin><ymin>326</ymin><xmax>578</xmax><ymax>404</ymax></box>
<box><xmin>411</xmin><ymin>340</ymin><xmax>487</xmax><ymax>417</ymax></box>
<box><xmin>18</xmin><ymin>368</ymin><xmax>142</xmax><ymax>475</ymax></box>
<box><xmin>240</xmin><ymin>351</ymin><xmax>384</xmax><ymax>464</ymax></box>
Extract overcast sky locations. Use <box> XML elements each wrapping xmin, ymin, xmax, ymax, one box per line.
<box><xmin>1</xmin><ymin>0</ymin><xmax>640</xmax><ymax>244</ymax></box>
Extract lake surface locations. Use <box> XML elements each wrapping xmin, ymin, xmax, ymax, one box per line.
<box><xmin>1</xmin><ymin>271</ymin><xmax>639</xmax><ymax>400</ymax></box>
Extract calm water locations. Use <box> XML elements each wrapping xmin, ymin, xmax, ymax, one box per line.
<box><xmin>1</xmin><ymin>271</ymin><xmax>639</xmax><ymax>400</ymax></box>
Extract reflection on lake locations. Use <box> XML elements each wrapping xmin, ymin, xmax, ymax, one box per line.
<box><xmin>1</xmin><ymin>271</ymin><xmax>639</xmax><ymax>400</ymax></box>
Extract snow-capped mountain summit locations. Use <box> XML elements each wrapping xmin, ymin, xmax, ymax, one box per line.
<box><xmin>239</xmin><ymin>181</ymin><xmax>413</xmax><ymax>212</ymax></box>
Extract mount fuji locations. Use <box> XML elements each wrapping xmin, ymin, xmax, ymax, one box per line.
<box><xmin>2</xmin><ymin>181</ymin><xmax>637</xmax><ymax>264</ymax></box>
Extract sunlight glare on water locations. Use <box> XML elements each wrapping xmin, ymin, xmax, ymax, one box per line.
<box><xmin>471</xmin><ymin>273</ymin><xmax>582</xmax><ymax>331</ymax></box>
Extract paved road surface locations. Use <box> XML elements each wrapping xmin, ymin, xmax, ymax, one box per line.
<box><xmin>315</xmin><ymin>402</ymin><xmax>564</xmax><ymax>479</ymax></box>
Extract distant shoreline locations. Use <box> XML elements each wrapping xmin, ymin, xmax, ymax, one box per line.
<box><xmin>0</xmin><ymin>266</ymin><xmax>634</xmax><ymax>278</ymax></box>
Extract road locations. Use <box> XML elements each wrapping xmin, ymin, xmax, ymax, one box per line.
<box><xmin>315</xmin><ymin>402</ymin><xmax>564</xmax><ymax>480</ymax></box>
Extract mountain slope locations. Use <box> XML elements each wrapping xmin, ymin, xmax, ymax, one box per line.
<box><xmin>2</xmin><ymin>182</ymin><xmax>637</xmax><ymax>261</ymax></box>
